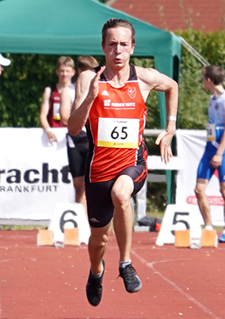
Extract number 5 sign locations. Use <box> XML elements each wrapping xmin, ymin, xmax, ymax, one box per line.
<box><xmin>155</xmin><ymin>204</ymin><xmax>202</xmax><ymax>246</ymax></box>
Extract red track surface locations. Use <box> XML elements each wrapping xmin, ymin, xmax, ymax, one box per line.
<box><xmin>1</xmin><ymin>230</ymin><xmax>225</xmax><ymax>319</ymax></box>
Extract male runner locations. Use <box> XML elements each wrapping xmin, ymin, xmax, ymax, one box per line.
<box><xmin>68</xmin><ymin>18</ymin><xmax>178</xmax><ymax>306</ymax></box>
<box><xmin>39</xmin><ymin>56</ymin><xmax>75</xmax><ymax>143</ymax></box>
<box><xmin>195</xmin><ymin>65</ymin><xmax>225</xmax><ymax>242</ymax></box>
<box><xmin>60</xmin><ymin>56</ymin><xmax>98</xmax><ymax>211</ymax></box>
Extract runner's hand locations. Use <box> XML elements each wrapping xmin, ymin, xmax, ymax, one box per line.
<box><xmin>155</xmin><ymin>130</ymin><xmax>174</xmax><ymax>164</ymax></box>
<box><xmin>87</xmin><ymin>66</ymin><xmax>106</xmax><ymax>100</ymax></box>
<box><xmin>47</xmin><ymin>130</ymin><xmax>57</xmax><ymax>143</ymax></box>
<box><xmin>210</xmin><ymin>154</ymin><xmax>222</xmax><ymax>168</ymax></box>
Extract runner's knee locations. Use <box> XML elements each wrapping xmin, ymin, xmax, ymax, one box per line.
<box><xmin>195</xmin><ymin>186</ymin><xmax>204</xmax><ymax>198</ymax></box>
<box><xmin>111</xmin><ymin>188</ymin><xmax>130</xmax><ymax>211</ymax></box>
<box><xmin>89</xmin><ymin>230</ymin><xmax>110</xmax><ymax>250</ymax></box>
<box><xmin>89</xmin><ymin>224</ymin><xmax>110</xmax><ymax>249</ymax></box>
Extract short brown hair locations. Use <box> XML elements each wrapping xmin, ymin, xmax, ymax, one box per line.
<box><xmin>102</xmin><ymin>18</ymin><xmax>136</xmax><ymax>45</ymax></box>
<box><xmin>56</xmin><ymin>56</ymin><xmax>75</xmax><ymax>69</ymax></box>
<box><xmin>203</xmin><ymin>65</ymin><xmax>224</xmax><ymax>85</ymax></box>
<box><xmin>77</xmin><ymin>56</ymin><xmax>98</xmax><ymax>71</ymax></box>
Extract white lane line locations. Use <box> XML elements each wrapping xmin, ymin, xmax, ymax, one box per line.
<box><xmin>131</xmin><ymin>248</ymin><xmax>222</xmax><ymax>319</ymax></box>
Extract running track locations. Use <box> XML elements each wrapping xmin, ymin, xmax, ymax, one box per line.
<box><xmin>1</xmin><ymin>230</ymin><xmax>225</xmax><ymax>319</ymax></box>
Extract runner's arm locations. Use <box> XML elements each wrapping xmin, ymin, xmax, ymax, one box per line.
<box><xmin>39</xmin><ymin>87</ymin><xmax>52</xmax><ymax>131</ymax></box>
<box><xmin>138</xmin><ymin>67</ymin><xmax>178</xmax><ymax>163</ymax></box>
<box><xmin>68</xmin><ymin>66</ymin><xmax>105</xmax><ymax>136</ymax></box>
<box><xmin>155</xmin><ymin>72</ymin><xmax>178</xmax><ymax>163</ymax></box>
<box><xmin>39</xmin><ymin>87</ymin><xmax>58</xmax><ymax>142</ymax></box>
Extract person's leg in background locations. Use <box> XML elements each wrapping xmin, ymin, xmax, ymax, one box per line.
<box><xmin>136</xmin><ymin>179</ymin><xmax>147</xmax><ymax>222</ymax></box>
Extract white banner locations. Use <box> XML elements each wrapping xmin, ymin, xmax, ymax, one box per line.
<box><xmin>2</xmin><ymin>128</ymin><xmax>224</xmax><ymax>226</ymax></box>
<box><xmin>176</xmin><ymin>129</ymin><xmax>224</xmax><ymax>226</ymax></box>
<box><xmin>0</xmin><ymin>128</ymin><xmax>74</xmax><ymax>222</ymax></box>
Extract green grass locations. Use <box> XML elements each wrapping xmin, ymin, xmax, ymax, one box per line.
<box><xmin>0</xmin><ymin>225</ymin><xmax>47</xmax><ymax>231</ymax></box>
<box><xmin>0</xmin><ymin>210</ymin><xmax>223</xmax><ymax>232</ymax></box>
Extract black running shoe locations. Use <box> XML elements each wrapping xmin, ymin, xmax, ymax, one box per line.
<box><xmin>119</xmin><ymin>264</ymin><xmax>142</xmax><ymax>293</ymax></box>
<box><xmin>86</xmin><ymin>260</ymin><xmax>105</xmax><ymax>306</ymax></box>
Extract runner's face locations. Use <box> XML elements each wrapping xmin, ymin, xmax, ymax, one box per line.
<box><xmin>56</xmin><ymin>65</ymin><xmax>75</xmax><ymax>84</ymax></box>
<box><xmin>102</xmin><ymin>27</ymin><xmax>134</xmax><ymax>68</ymax></box>
<box><xmin>202</xmin><ymin>75</ymin><xmax>211</xmax><ymax>91</ymax></box>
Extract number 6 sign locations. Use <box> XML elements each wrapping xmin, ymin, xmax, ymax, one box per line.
<box><xmin>155</xmin><ymin>204</ymin><xmax>202</xmax><ymax>246</ymax></box>
<box><xmin>48</xmin><ymin>203</ymin><xmax>90</xmax><ymax>246</ymax></box>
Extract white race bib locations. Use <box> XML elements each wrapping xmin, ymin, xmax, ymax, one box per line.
<box><xmin>53</xmin><ymin>102</ymin><xmax>60</xmax><ymax>120</ymax></box>
<box><xmin>97</xmin><ymin>117</ymin><xmax>139</xmax><ymax>148</ymax></box>
<box><xmin>206</xmin><ymin>123</ymin><xmax>215</xmax><ymax>141</ymax></box>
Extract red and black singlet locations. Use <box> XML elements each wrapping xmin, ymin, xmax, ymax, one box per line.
<box><xmin>86</xmin><ymin>65</ymin><xmax>148</xmax><ymax>183</ymax></box>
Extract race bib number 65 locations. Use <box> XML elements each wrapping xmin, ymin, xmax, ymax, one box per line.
<box><xmin>97</xmin><ymin>117</ymin><xmax>139</xmax><ymax>148</ymax></box>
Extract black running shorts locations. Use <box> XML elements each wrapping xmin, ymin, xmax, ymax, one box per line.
<box><xmin>85</xmin><ymin>165</ymin><xmax>147</xmax><ymax>228</ymax></box>
<box><xmin>66</xmin><ymin>132</ymin><xmax>89</xmax><ymax>178</ymax></box>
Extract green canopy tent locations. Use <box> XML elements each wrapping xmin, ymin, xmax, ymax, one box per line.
<box><xmin>0</xmin><ymin>0</ymin><xmax>181</xmax><ymax>202</ymax></box>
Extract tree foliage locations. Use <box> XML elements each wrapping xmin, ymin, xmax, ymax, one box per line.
<box><xmin>0</xmin><ymin>54</ymin><xmax>104</xmax><ymax>127</ymax></box>
<box><xmin>0</xmin><ymin>54</ymin><xmax>57</xmax><ymax>127</ymax></box>
<box><xmin>175</xmin><ymin>29</ymin><xmax>225</xmax><ymax>129</ymax></box>
<box><xmin>1</xmin><ymin>30</ymin><xmax>225</xmax><ymax>129</ymax></box>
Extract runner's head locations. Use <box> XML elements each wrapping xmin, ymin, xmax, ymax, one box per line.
<box><xmin>77</xmin><ymin>56</ymin><xmax>99</xmax><ymax>74</ymax></box>
<box><xmin>202</xmin><ymin>65</ymin><xmax>224</xmax><ymax>85</ymax></box>
<box><xmin>56</xmin><ymin>56</ymin><xmax>75</xmax><ymax>69</ymax></box>
<box><xmin>55</xmin><ymin>56</ymin><xmax>75</xmax><ymax>85</ymax></box>
<box><xmin>101</xmin><ymin>18</ymin><xmax>136</xmax><ymax>46</ymax></box>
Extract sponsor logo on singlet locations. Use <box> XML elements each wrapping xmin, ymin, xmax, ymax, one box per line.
<box><xmin>128</xmin><ymin>87</ymin><xmax>137</xmax><ymax>98</ymax></box>
<box><xmin>104</xmin><ymin>99</ymin><xmax>111</xmax><ymax>106</ymax></box>
<box><xmin>103</xmin><ymin>99</ymin><xmax>136</xmax><ymax>109</ymax></box>
<box><xmin>101</xmin><ymin>90</ymin><xmax>109</xmax><ymax>96</ymax></box>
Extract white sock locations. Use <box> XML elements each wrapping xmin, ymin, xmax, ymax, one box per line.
<box><xmin>90</xmin><ymin>261</ymin><xmax>104</xmax><ymax>278</ymax></box>
<box><xmin>119</xmin><ymin>260</ymin><xmax>131</xmax><ymax>269</ymax></box>
<box><xmin>91</xmin><ymin>269</ymin><xmax>103</xmax><ymax>278</ymax></box>
<box><xmin>205</xmin><ymin>225</ymin><xmax>213</xmax><ymax>231</ymax></box>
